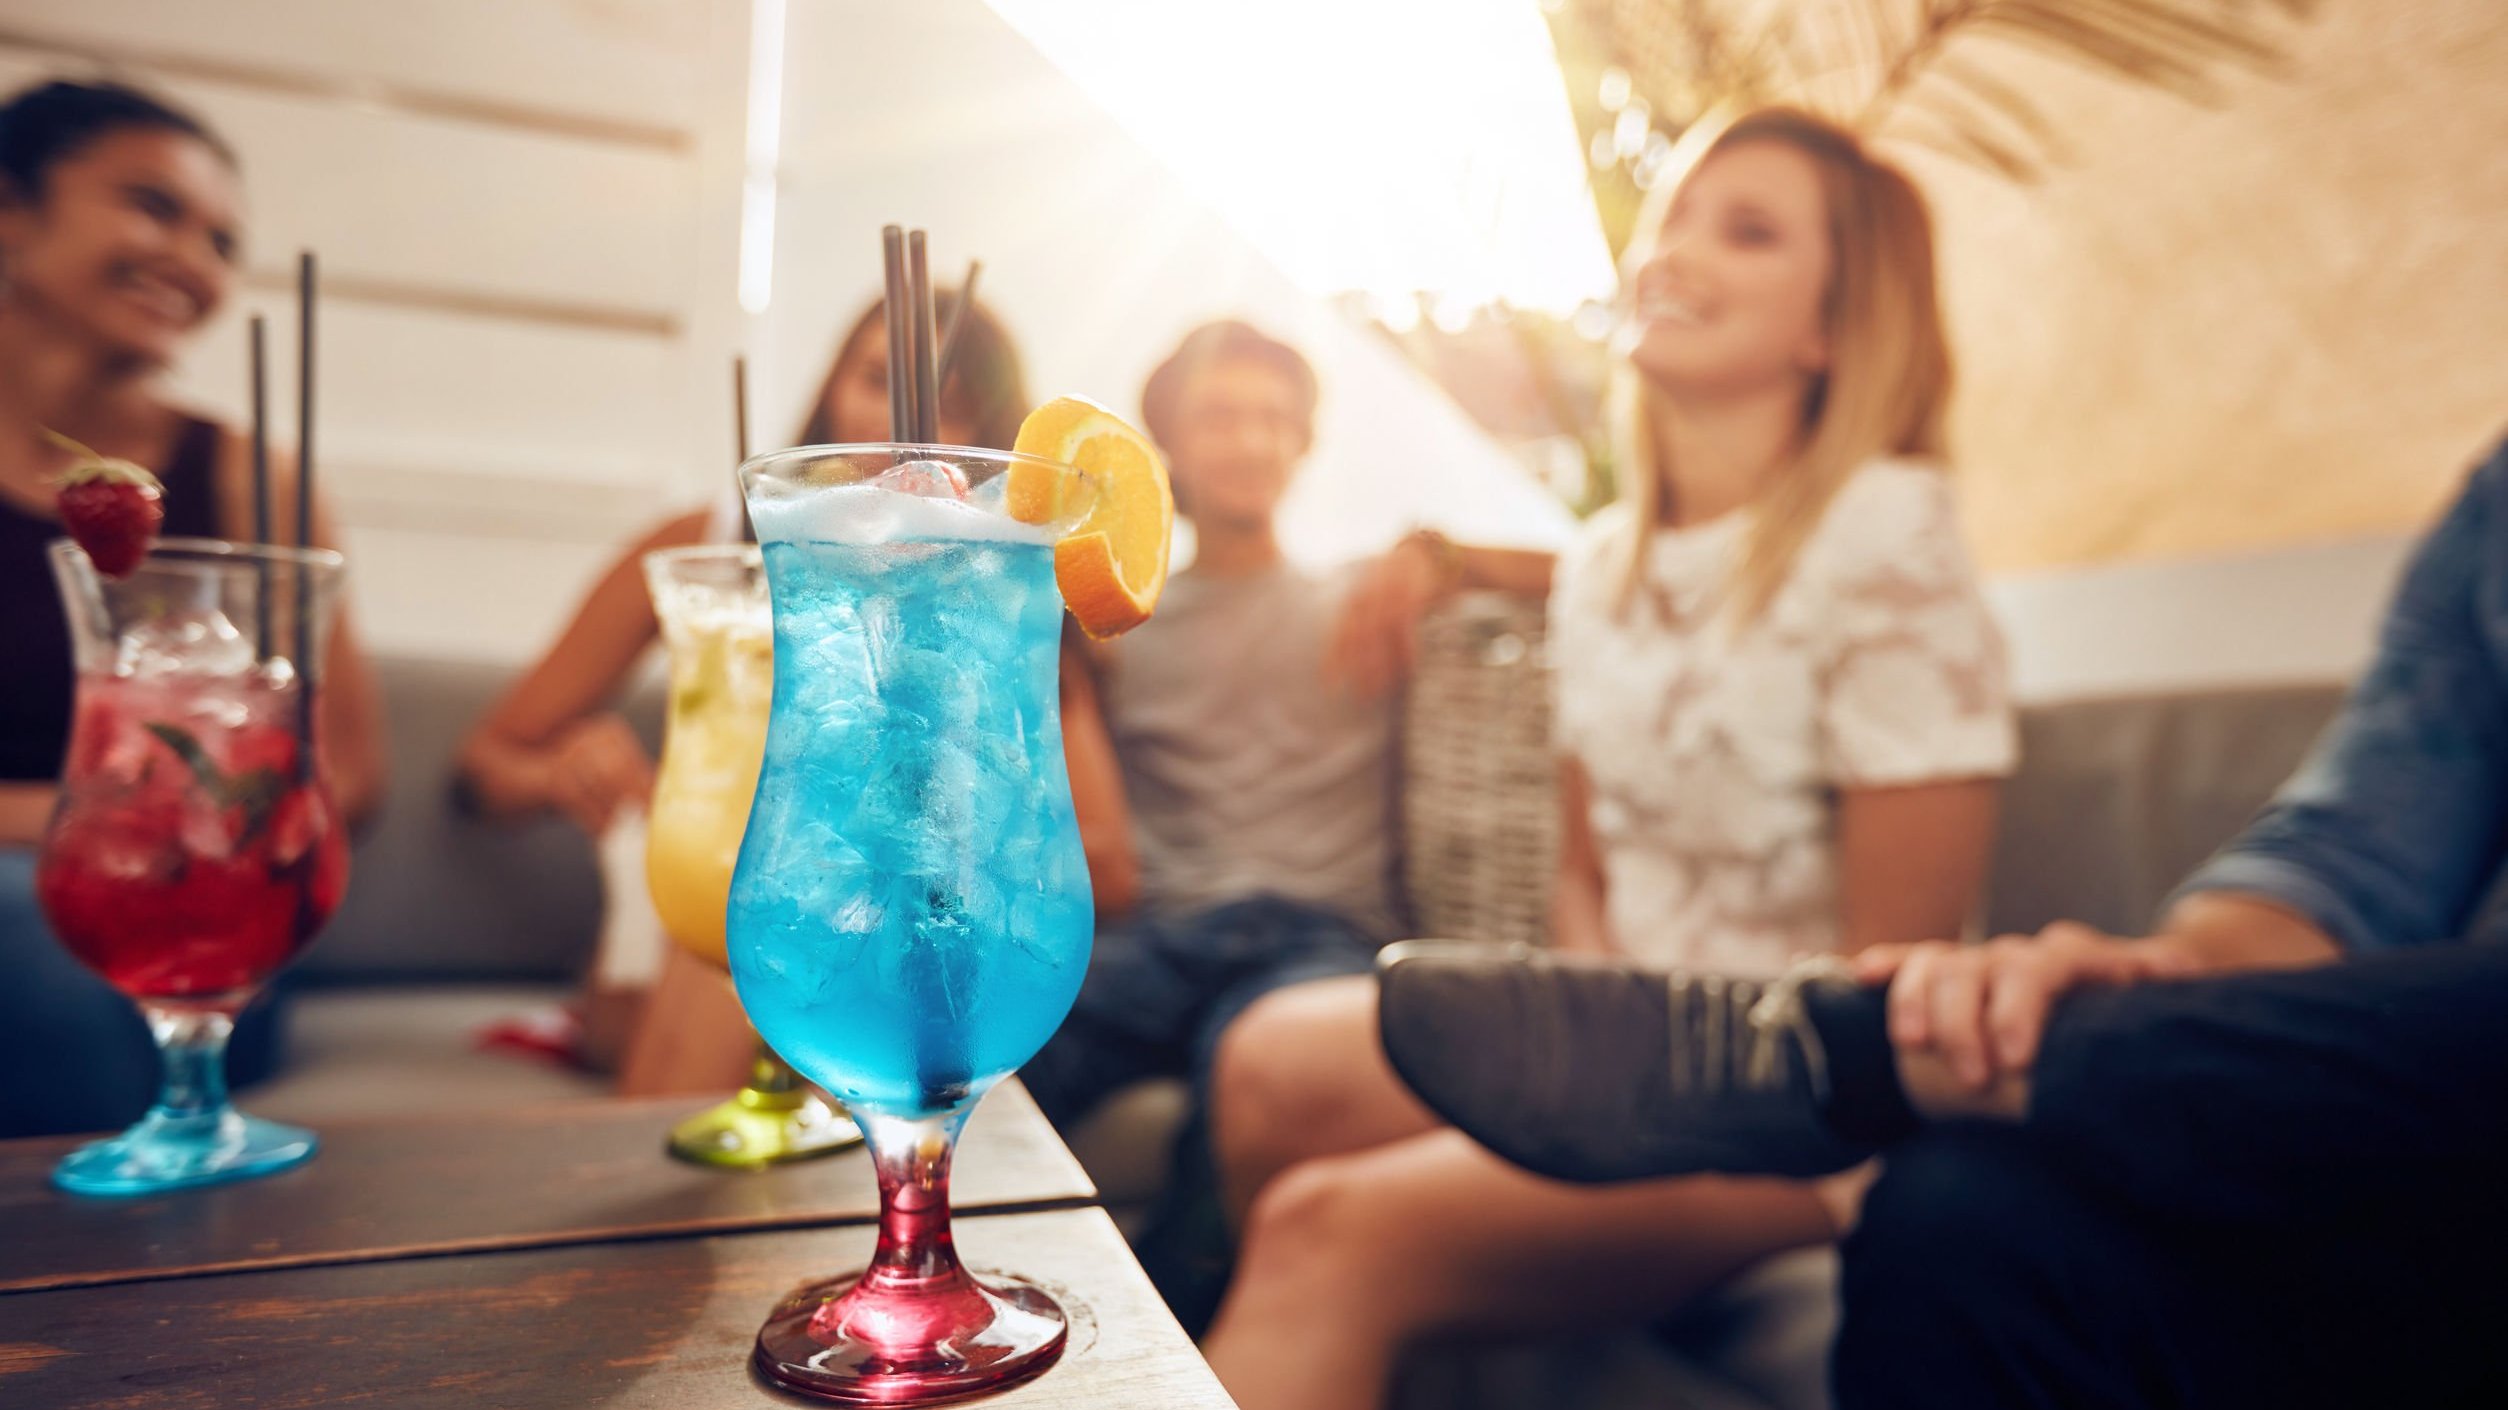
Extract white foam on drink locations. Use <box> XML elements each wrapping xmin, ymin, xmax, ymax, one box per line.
<box><xmin>748</xmin><ymin>481</ymin><xmax>1053</xmax><ymax>548</ymax></box>
<box><xmin>651</xmin><ymin>583</ymin><xmax>768</xmax><ymax>637</ymax></box>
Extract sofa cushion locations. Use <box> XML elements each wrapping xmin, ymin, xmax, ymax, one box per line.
<box><xmin>251</xmin><ymin>983</ymin><xmax>606</xmax><ymax>1119</ymax></box>
<box><xmin>303</xmin><ymin>654</ymin><xmax>660</xmax><ymax>984</ymax></box>
<box><xmin>1985</xmin><ymin>683</ymin><xmax>2344</xmax><ymax>937</ymax></box>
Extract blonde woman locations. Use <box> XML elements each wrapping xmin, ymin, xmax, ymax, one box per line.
<box><xmin>1197</xmin><ymin>108</ymin><xmax>2017</xmax><ymax>1410</ymax></box>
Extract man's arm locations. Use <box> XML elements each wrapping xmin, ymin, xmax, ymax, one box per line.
<box><xmin>2142</xmin><ymin>890</ymin><xmax>2343</xmax><ymax>973</ymax></box>
<box><xmin>1323</xmin><ymin>534</ymin><xmax>1556</xmax><ymax>698</ymax></box>
<box><xmin>2167</xmin><ymin>445</ymin><xmax>2508</xmax><ymax>951</ymax></box>
<box><xmin>1875</xmin><ymin>899</ymin><xmax>2343</xmax><ymax>1117</ymax></box>
<box><xmin>1449</xmin><ymin>541</ymin><xmax>1556</xmax><ymax>597</ymax></box>
<box><xmin>1871</xmin><ymin>442</ymin><xmax>2508</xmax><ymax>1094</ymax></box>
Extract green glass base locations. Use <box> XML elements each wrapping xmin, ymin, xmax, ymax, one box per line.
<box><xmin>669</xmin><ymin>1088</ymin><xmax>862</xmax><ymax>1170</ymax></box>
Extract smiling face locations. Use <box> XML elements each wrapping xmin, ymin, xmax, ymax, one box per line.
<box><xmin>1624</xmin><ymin>137</ymin><xmax>1836</xmax><ymax>403</ymax></box>
<box><xmin>0</xmin><ymin>125</ymin><xmax>241</xmax><ymax>368</ymax></box>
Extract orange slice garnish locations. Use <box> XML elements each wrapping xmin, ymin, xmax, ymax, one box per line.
<box><xmin>1009</xmin><ymin>397</ymin><xmax>1172</xmax><ymax>638</ymax></box>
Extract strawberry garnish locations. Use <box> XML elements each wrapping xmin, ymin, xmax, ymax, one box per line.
<box><xmin>49</xmin><ymin>430</ymin><xmax>165</xmax><ymax>578</ymax></box>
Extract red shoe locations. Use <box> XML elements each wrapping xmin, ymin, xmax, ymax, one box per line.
<box><xmin>472</xmin><ymin>1005</ymin><xmax>585</xmax><ymax>1068</ymax></box>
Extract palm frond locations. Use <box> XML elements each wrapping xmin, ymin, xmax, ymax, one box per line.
<box><xmin>1544</xmin><ymin>0</ymin><xmax>2318</xmax><ymax>210</ymax></box>
<box><xmin>1914</xmin><ymin>51</ymin><xmax>2077</xmax><ymax>167</ymax></box>
<box><xmin>1890</xmin><ymin>92</ymin><xmax>2044</xmax><ymax>181</ymax></box>
<box><xmin>1963</xmin><ymin>0</ymin><xmax>2272</xmax><ymax>99</ymax></box>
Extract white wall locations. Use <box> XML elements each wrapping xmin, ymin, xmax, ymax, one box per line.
<box><xmin>1987</xmin><ymin>537</ymin><xmax>2411</xmax><ymax>704</ymax></box>
<box><xmin>749</xmin><ymin>0</ymin><xmax>2433</xmax><ymax>707</ymax></box>
<box><xmin>2</xmin><ymin>0</ymin><xmax>1571</xmax><ymax>664</ymax></box>
<box><xmin>1</xmin><ymin>0</ymin><xmax>2425</xmax><ymax>700</ymax></box>
<box><xmin>755</xmin><ymin>0</ymin><xmax>1576</xmax><ymax>570</ymax></box>
<box><xmin>1913</xmin><ymin>0</ymin><xmax>2508</xmax><ymax>574</ymax></box>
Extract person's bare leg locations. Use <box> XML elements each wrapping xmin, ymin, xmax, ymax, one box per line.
<box><xmin>1201</xmin><ymin>1129</ymin><xmax>1838</xmax><ymax>1410</ymax></box>
<box><xmin>1209</xmin><ymin>976</ymin><xmax>1441</xmax><ymax>1218</ymax></box>
<box><xmin>617</xmin><ymin>947</ymin><xmax>755</xmax><ymax>1095</ymax></box>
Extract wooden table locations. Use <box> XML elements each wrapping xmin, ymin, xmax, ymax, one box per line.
<box><xmin>1</xmin><ymin>1208</ymin><xmax>1231</xmax><ymax>1409</ymax></box>
<box><xmin>0</xmin><ymin>1084</ymin><xmax>1090</xmax><ymax>1294</ymax></box>
<box><xmin>0</xmin><ymin>1086</ymin><xmax>1233</xmax><ymax>1408</ymax></box>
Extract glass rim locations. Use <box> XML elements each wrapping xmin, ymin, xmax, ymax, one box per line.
<box><xmin>643</xmin><ymin>542</ymin><xmax>763</xmax><ymax>570</ymax></box>
<box><xmin>48</xmin><ymin>534</ymin><xmax>346</xmax><ymax>573</ymax></box>
<box><xmin>738</xmin><ymin>441</ymin><xmax>1087</xmax><ymax>484</ymax></box>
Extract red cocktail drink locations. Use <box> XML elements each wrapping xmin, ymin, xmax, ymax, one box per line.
<box><xmin>39</xmin><ymin>672</ymin><xmax>346</xmax><ymax>998</ymax></box>
<box><xmin>38</xmin><ymin>537</ymin><xmax>348</xmax><ymax>1197</ymax></box>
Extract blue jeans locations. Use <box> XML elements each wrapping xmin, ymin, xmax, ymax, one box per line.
<box><xmin>1019</xmin><ymin>892</ymin><xmax>1381</xmax><ymax>1129</ymax></box>
<box><xmin>1</xmin><ymin>848</ymin><xmax>288</xmax><ymax>1138</ymax></box>
<box><xmin>1017</xmin><ymin>892</ymin><xmax>1381</xmax><ymax>1332</ymax></box>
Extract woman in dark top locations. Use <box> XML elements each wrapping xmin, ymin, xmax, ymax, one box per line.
<box><xmin>0</xmin><ymin>415</ymin><xmax>223</xmax><ymax>778</ymax></box>
<box><xmin>0</xmin><ymin>79</ymin><xmax>386</xmax><ymax>1136</ymax></box>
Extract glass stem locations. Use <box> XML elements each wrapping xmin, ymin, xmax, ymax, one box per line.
<box><xmin>142</xmin><ymin>1002</ymin><xmax>240</xmax><ymax>1131</ymax></box>
<box><xmin>751</xmin><ymin>1039</ymin><xmax>801</xmax><ymax>1094</ymax></box>
<box><xmin>738</xmin><ymin>1036</ymin><xmax>810</xmax><ymax>1111</ymax></box>
<box><xmin>859</xmin><ymin>1106</ymin><xmax>975</xmax><ymax>1295</ymax></box>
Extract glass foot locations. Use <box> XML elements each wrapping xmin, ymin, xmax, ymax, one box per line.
<box><xmin>53</xmin><ymin>1109</ymin><xmax>316</xmax><ymax>1197</ymax></box>
<box><xmin>753</xmin><ymin>1269</ymin><xmax>1068</xmax><ymax>1405</ymax></box>
<box><xmin>669</xmin><ymin>1090</ymin><xmax>863</xmax><ymax>1170</ymax></box>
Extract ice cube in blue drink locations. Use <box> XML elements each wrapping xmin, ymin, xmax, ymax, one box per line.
<box><xmin>729</xmin><ymin>529</ymin><xmax>1091</xmax><ymax>1118</ymax></box>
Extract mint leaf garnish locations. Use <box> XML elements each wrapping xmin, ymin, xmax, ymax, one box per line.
<box><xmin>143</xmin><ymin>723</ymin><xmax>289</xmax><ymax>845</ymax></box>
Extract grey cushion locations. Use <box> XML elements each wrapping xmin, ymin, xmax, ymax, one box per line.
<box><xmin>302</xmin><ymin>654</ymin><xmax>660</xmax><ymax>984</ymax></box>
<box><xmin>1985</xmin><ymin>683</ymin><xmax>2345</xmax><ymax>938</ymax></box>
<box><xmin>252</xmin><ymin>983</ymin><xmax>606</xmax><ymax>1119</ymax></box>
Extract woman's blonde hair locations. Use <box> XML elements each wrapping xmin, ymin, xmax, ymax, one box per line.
<box><xmin>1611</xmin><ymin>106</ymin><xmax>1952</xmax><ymax>623</ymax></box>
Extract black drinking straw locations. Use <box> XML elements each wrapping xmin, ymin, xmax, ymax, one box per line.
<box><xmin>934</xmin><ymin>260</ymin><xmax>982</xmax><ymax>397</ymax></box>
<box><xmin>248</xmin><ymin>315</ymin><xmax>273</xmax><ymax>662</ymax></box>
<box><xmin>885</xmin><ymin>228</ymin><xmax>971</xmax><ymax>1100</ymax></box>
<box><xmin>881</xmin><ymin>226</ymin><xmax>913</xmax><ymax>443</ymax></box>
<box><xmin>905</xmin><ymin>231</ymin><xmax>938</xmax><ymax>444</ymax></box>
<box><xmin>732</xmin><ymin>355</ymin><xmax>757</xmax><ymax>544</ymax></box>
<box><xmin>733</xmin><ymin>354</ymin><xmax>753</xmax><ymax>463</ymax></box>
<box><xmin>293</xmin><ymin>252</ymin><xmax>317</xmax><ymax>756</ymax></box>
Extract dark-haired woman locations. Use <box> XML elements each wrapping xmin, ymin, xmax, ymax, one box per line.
<box><xmin>455</xmin><ymin>289</ymin><xmax>1045</xmax><ymax>842</ymax></box>
<box><xmin>455</xmin><ymin>291</ymin><xmax>1136</xmax><ymax>1085</ymax></box>
<box><xmin>0</xmin><ymin>79</ymin><xmax>388</xmax><ymax>1136</ymax></box>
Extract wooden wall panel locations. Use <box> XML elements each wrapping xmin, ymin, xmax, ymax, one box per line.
<box><xmin>0</xmin><ymin>5</ymin><xmax>748</xmax><ymax>659</ymax></box>
<box><xmin>0</xmin><ymin>0</ymin><xmax>708</xmax><ymax>134</ymax></box>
